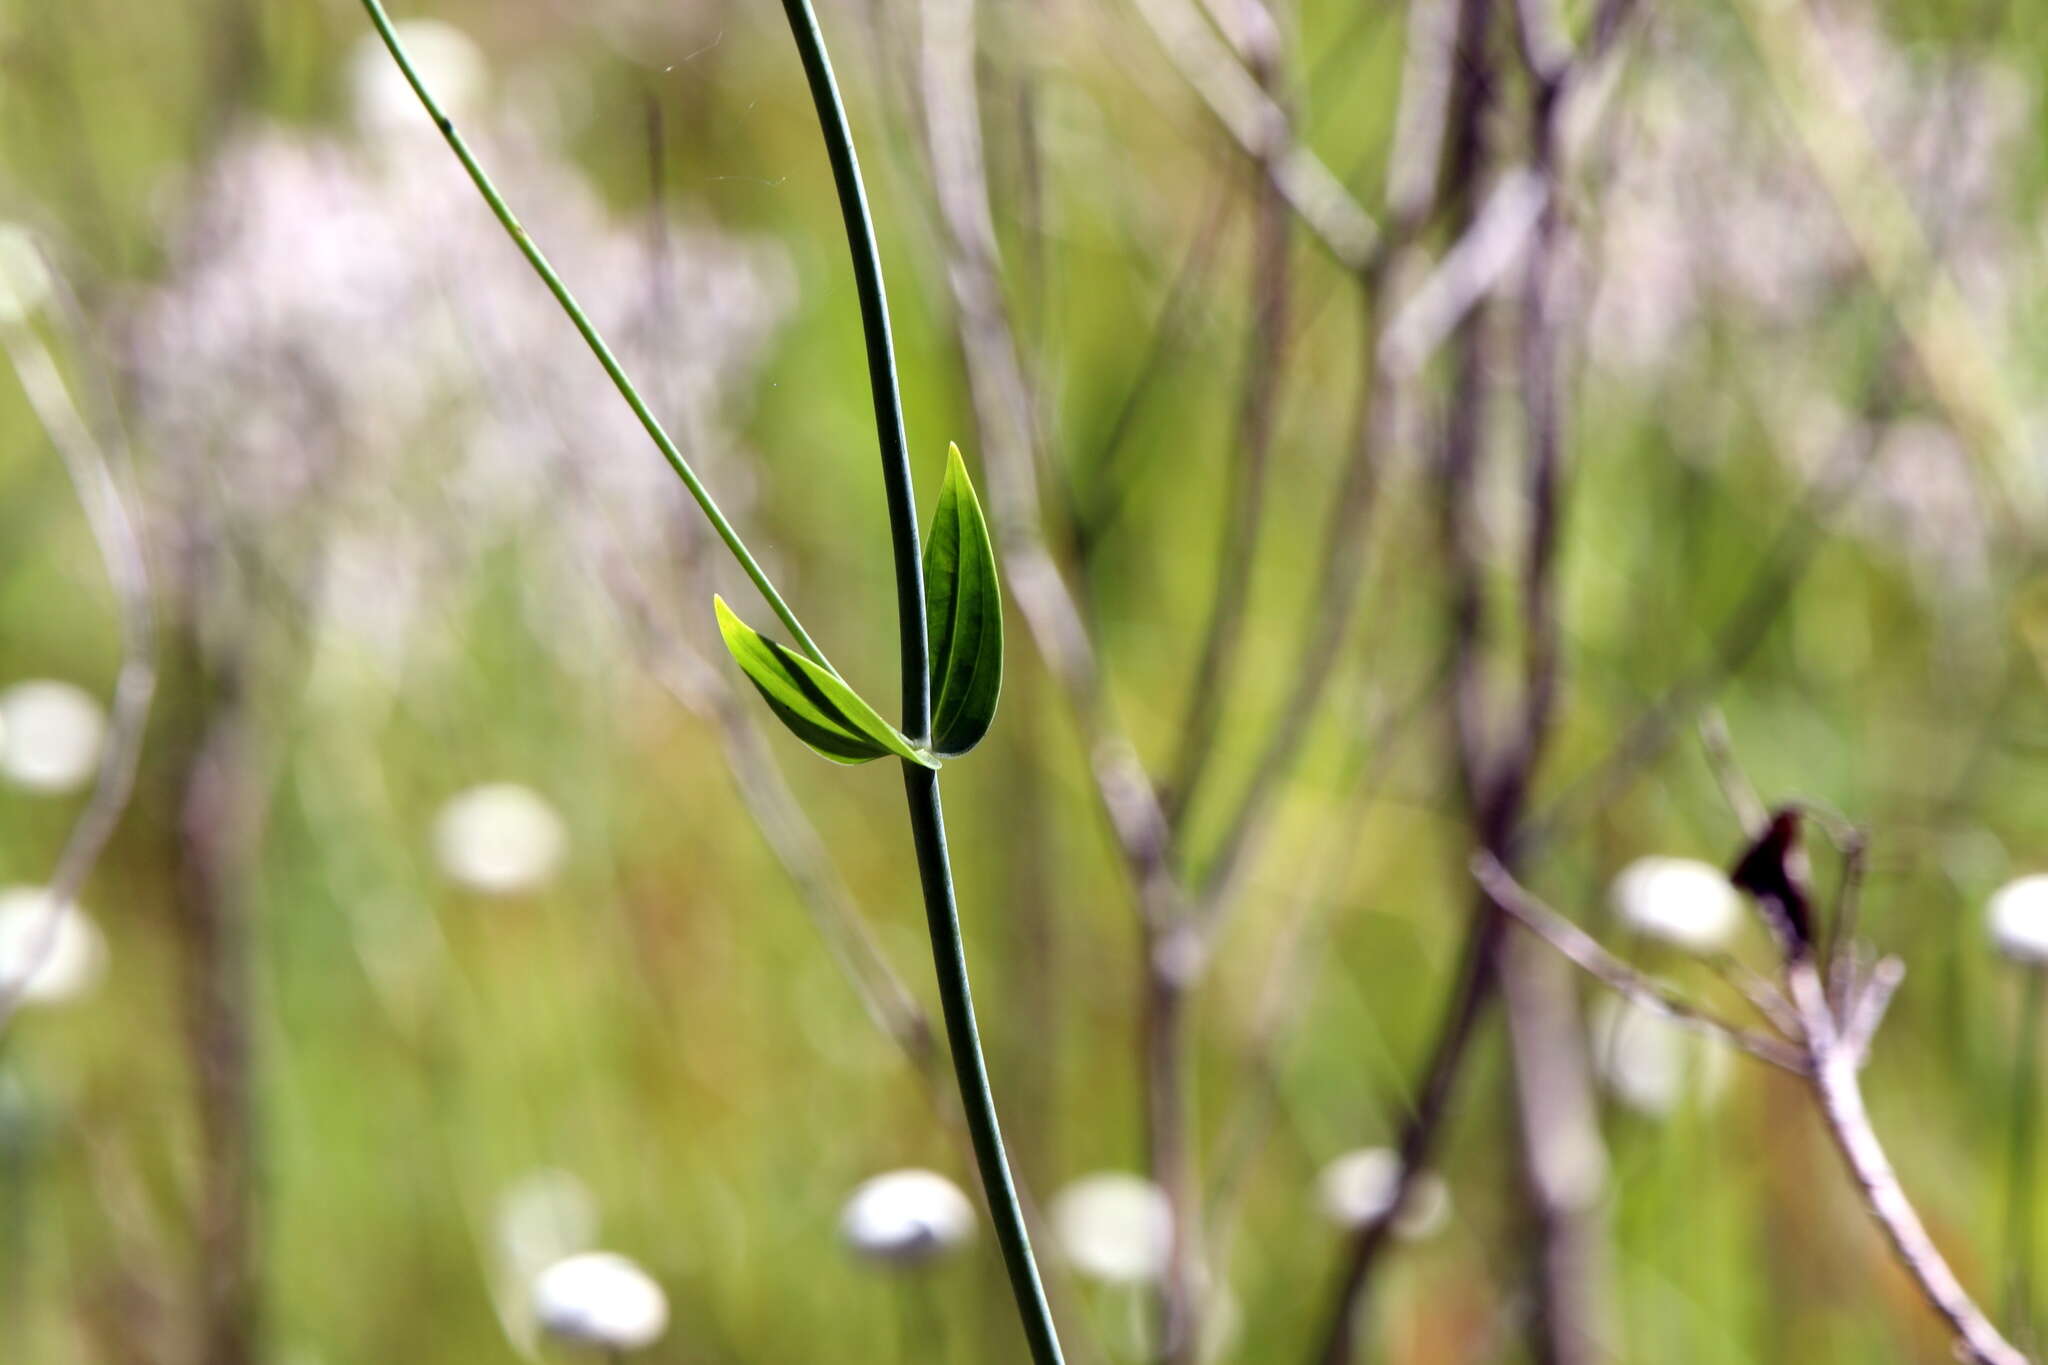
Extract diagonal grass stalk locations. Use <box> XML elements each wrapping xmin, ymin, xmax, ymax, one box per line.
<box><xmin>354</xmin><ymin>0</ymin><xmax>826</xmax><ymax>669</ymax></box>
<box><xmin>355</xmin><ymin>4</ymin><xmax>1064</xmax><ymax>1359</ymax></box>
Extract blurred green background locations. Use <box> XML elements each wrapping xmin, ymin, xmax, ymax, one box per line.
<box><xmin>2</xmin><ymin>0</ymin><xmax>2048</xmax><ymax>1360</ymax></box>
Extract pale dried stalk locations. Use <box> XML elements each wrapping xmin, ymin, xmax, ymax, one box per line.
<box><xmin>1128</xmin><ymin>0</ymin><xmax>1378</xmax><ymax>270</ymax></box>
<box><xmin>1786</xmin><ymin>965</ymin><xmax>2029</xmax><ymax>1365</ymax></box>
<box><xmin>1478</xmin><ymin>856</ymin><xmax>2030</xmax><ymax>1365</ymax></box>
<box><xmin>1472</xmin><ymin>855</ymin><xmax>1809</xmax><ymax>1072</ymax></box>
<box><xmin>916</xmin><ymin>1</ymin><xmax>1208</xmax><ymax>1354</ymax></box>
<box><xmin>0</xmin><ymin>303</ymin><xmax>158</xmax><ymax>1032</ymax></box>
<box><xmin>916</xmin><ymin>0</ymin><xmax>1187</xmax><ymax>940</ymax></box>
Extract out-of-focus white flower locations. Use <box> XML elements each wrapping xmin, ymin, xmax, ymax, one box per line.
<box><xmin>0</xmin><ymin>887</ymin><xmax>107</xmax><ymax>1005</ymax></box>
<box><xmin>125</xmin><ymin>61</ymin><xmax>792</xmax><ymax>684</ymax></box>
<box><xmin>497</xmin><ymin>1169</ymin><xmax>599</xmax><ymax>1277</ymax></box>
<box><xmin>531</xmin><ymin>1251</ymin><xmax>669</xmax><ymax>1353</ymax></box>
<box><xmin>1314</xmin><ymin>1148</ymin><xmax>1451</xmax><ymax>1240</ymax></box>
<box><xmin>1989</xmin><ymin>875</ymin><xmax>2048</xmax><ymax>964</ymax></box>
<box><xmin>1050</xmin><ymin>1173</ymin><xmax>1173</xmax><ymax>1285</ymax></box>
<box><xmin>433</xmin><ymin>784</ymin><xmax>566</xmax><ymax>895</ymax></box>
<box><xmin>0</xmin><ymin>680</ymin><xmax>106</xmax><ymax>795</ymax></box>
<box><xmin>1589</xmin><ymin>996</ymin><xmax>1731</xmax><ymax>1118</ymax></box>
<box><xmin>839</xmin><ymin>1168</ymin><xmax>976</xmax><ymax>1265</ymax></box>
<box><xmin>347</xmin><ymin>20</ymin><xmax>488</xmax><ymax>136</ymax></box>
<box><xmin>1610</xmin><ymin>857</ymin><xmax>1742</xmax><ymax>953</ymax></box>
<box><xmin>0</xmin><ymin>224</ymin><xmax>51</xmax><ymax>325</ymax></box>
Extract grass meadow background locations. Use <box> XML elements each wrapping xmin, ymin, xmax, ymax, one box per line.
<box><xmin>3</xmin><ymin>0</ymin><xmax>2048</xmax><ymax>1359</ymax></box>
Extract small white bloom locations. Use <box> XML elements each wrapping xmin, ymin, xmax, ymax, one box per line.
<box><xmin>531</xmin><ymin>1252</ymin><xmax>668</xmax><ymax>1353</ymax></box>
<box><xmin>1989</xmin><ymin>875</ymin><xmax>2048</xmax><ymax>964</ymax></box>
<box><xmin>1589</xmin><ymin>996</ymin><xmax>1732</xmax><ymax>1118</ymax></box>
<box><xmin>0</xmin><ymin>224</ymin><xmax>52</xmax><ymax>325</ymax></box>
<box><xmin>433</xmin><ymin>783</ymin><xmax>566</xmax><ymax>895</ymax></box>
<box><xmin>1050</xmin><ymin>1173</ymin><xmax>1173</xmax><ymax>1286</ymax></box>
<box><xmin>839</xmin><ymin>1168</ymin><xmax>976</xmax><ymax>1265</ymax></box>
<box><xmin>0</xmin><ymin>887</ymin><xmax>107</xmax><ymax>1005</ymax></box>
<box><xmin>347</xmin><ymin>20</ymin><xmax>488</xmax><ymax>136</ymax></box>
<box><xmin>496</xmin><ymin>1169</ymin><xmax>599</xmax><ymax>1278</ymax></box>
<box><xmin>1314</xmin><ymin>1148</ymin><xmax>1451</xmax><ymax>1240</ymax></box>
<box><xmin>0</xmin><ymin>680</ymin><xmax>106</xmax><ymax>795</ymax></box>
<box><xmin>1610</xmin><ymin>856</ymin><xmax>1742</xmax><ymax>953</ymax></box>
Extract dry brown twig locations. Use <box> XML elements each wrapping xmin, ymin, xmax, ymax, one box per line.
<box><xmin>1471</xmin><ymin>854</ymin><xmax>1808</xmax><ymax>1071</ymax></box>
<box><xmin>1477</xmin><ymin>822</ymin><xmax>2029</xmax><ymax>1365</ymax></box>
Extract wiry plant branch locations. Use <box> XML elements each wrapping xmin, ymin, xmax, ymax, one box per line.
<box><xmin>0</xmin><ymin>283</ymin><xmax>158</xmax><ymax>1033</ymax></box>
<box><xmin>1472</xmin><ymin>854</ymin><xmax>1809</xmax><ymax>1071</ymax></box>
<box><xmin>606</xmin><ymin>532</ymin><xmax>937</xmax><ymax>1072</ymax></box>
<box><xmin>1159</xmin><ymin>34</ymin><xmax>1293</xmax><ymax>835</ymax></box>
<box><xmin>913</xmin><ymin>0</ymin><xmax>1186</xmax><ymax>945</ymax></box>
<box><xmin>1191</xmin><ymin>0</ymin><xmax>1467</xmax><ymax>924</ymax></box>
<box><xmin>1128</xmin><ymin>0</ymin><xmax>1378</xmax><ymax>271</ymax></box>
<box><xmin>1530</xmin><ymin>757</ymin><xmax>2032</xmax><ymax>1365</ymax></box>
<box><xmin>914</xmin><ymin>2</ymin><xmax>1210</xmax><ymax>1355</ymax></box>
<box><xmin>1794</xmin><ymin>958</ymin><xmax>2026</xmax><ymax>1365</ymax></box>
<box><xmin>1376</xmin><ymin>169</ymin><xmax>1548</xmax><ymax>378</ymax></box>
<box><xmin>1523</xmin><ymin>378</ymin><xmax>1887</xmax><ymax>850</ymax></box>
<box><xmin>1315</xmin><ymin>2</ymin><xmax>1534</xmax><ymax>1354</ymax></box>
<box><xmin>1311</xmin><ymin>0</ymin><xmax>1658</xmax><ymax>1347</ymax></box>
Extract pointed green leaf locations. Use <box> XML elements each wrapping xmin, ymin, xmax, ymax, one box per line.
<box><xmin>714</xmin><ymin>597</ymin><xmax>939</xmax><ymax>769</ymax></box>
<box><xmin>923</xmin><ymin>443</ymin><xmax>1003</xmax><ymax>757</ymax></box>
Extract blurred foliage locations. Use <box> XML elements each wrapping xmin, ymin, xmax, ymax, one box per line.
<box><xmin>1</xmin><ymin>0</ymin><xmax>2047</xmax><ymax>1361</ymax></box>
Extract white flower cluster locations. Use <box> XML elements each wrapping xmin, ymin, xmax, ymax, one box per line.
<box><xmin>1314</xmin><ymin>1148</ymin><xmax>1451</xmax><ymax>1240</ymax></box>
<box><xmin>1576</xmin><ymin>12</ymin><xmax>2037</xmax><ymax>600</ymax></box>
<box><xmin>492</xmin><ymin>1169</ymin><xmax>669</xmax><ymax>1355</ymax></box>
<box><xmin>839</xmin><ymin>1168</ymin><xmax>977</xmax><ymax>1266</ymax></box>
<box><xmin>1049</xmin><ymin>1172</ymin><xmax>1174</xmax><ymax>1285</ymax></box>
<box><xmin>1609</xmin><ymin>856</ymin><xmax>1741</xmax><ymax>954</ymax></box>
<box><xmin>0</xmin><ymin>886</ymin><xmax>106</xmax><ymax>1006</ymax></box>
<box><xmin>1589</xmin><ymin>996</ymin><xmax>1732</xmax><ymax>1119</ymax></box>
<box><xmin>1988</xmin><ymin>875</ymin><xmax>2048</xmax><ymax>964</ymax></box>
<box><xmin>0</xmin><ymin>680</ymin><xmax>106</xmax><ymax>795</ymax></box>
<box><xmin>124</xmin><ymin>22</ymin><xmax>793</xmax><ymax>677</ymax></box>
<box><xmin>1581</xmin><ymin>13</ymin><xmax>2032</xmax><ymax>377</ymax></box>
<box><xmin>433</xmin><ymin>783</ymin><xmax>567</xmax><ymax>896</ymax></box>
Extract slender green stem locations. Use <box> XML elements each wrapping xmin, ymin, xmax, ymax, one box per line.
<box><xmin>359</xmin><ymin>1</ymin><xmax>1063</xmax><ymax>1357</ymax></box>
<box><xmin>904</xmin><ymin>764</ymin><xmax>1064</xmax><ymax>1363</ymax></box>
<box><xmin>774</xmin><ymin>0</ymin><xmax>928</xmax><ymax>730</ymax></box>
<box><xmin>771</xmin><ymin>2</ymin><xmax>1064</xmax><ymax>1361</ymax></box>
<box><xmin>355</xmin><ymin>0</ymin><xmax>828</xmax><ymax>669</ymax></box>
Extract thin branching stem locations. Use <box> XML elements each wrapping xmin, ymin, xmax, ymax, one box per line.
<box><xmin>1472</xmin><ymin>855</ymin><xmax>1810</xmax><ymax>1072</ymax></box>
<box><xmin>358</xmin><ymin>4</ymin><xmax>1064</xmax><ymax>1359</ymax></box>
<box><xmin>355</xmin><ymin>0</ymin><xmax>826</xmax><ymax>667</ymax></box>
<box><xmin>1787</xmin><ymin>965</ymin><xmax>2031</xmax><ymax>1365</ymax></box>
<box><xmin>0</xmin><ymin>304</ymin><xmax>158</xmax><ymax>1031</ymax></box>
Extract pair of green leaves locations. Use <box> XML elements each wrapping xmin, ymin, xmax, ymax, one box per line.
<box><xmin>714</xmin><ymin>444</ymin><xmax>1002</xmax><ymax>767</ymax></box>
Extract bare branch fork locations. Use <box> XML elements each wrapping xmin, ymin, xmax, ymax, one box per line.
<box><xmin>1128</xmin><ymin>0</ymin><xmax>1379</xmax><ymax>271</ymax></box>
<box><xmin>1475</xmin><ymin>829</ymin><xmax>2031</xmax><ymax>1365</ymax></box>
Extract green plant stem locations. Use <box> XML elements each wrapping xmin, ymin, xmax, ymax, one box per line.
<box><xmin>771</xmin><ymin>2</ymin><xmax>1064</xmax><ymax>1361</ymax></box>
<box><xmin>904</xmin><ymin>763</ymin><xmax>1063</xmax><ymax>1362</ymax></box>
<box><xmin>359</xmin><ymin>2</ymin><xmax>1060</xmax><ymax>1355</ymax></box>
<box><xmin>355</xmin><ymin>0</ymin><xmax>828</xmax><ymax>669</ymax></box>
<box><xmin>774</xmin><ymin>0</ymin><xmax>927</xmax><ymax>726</ymax></box>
